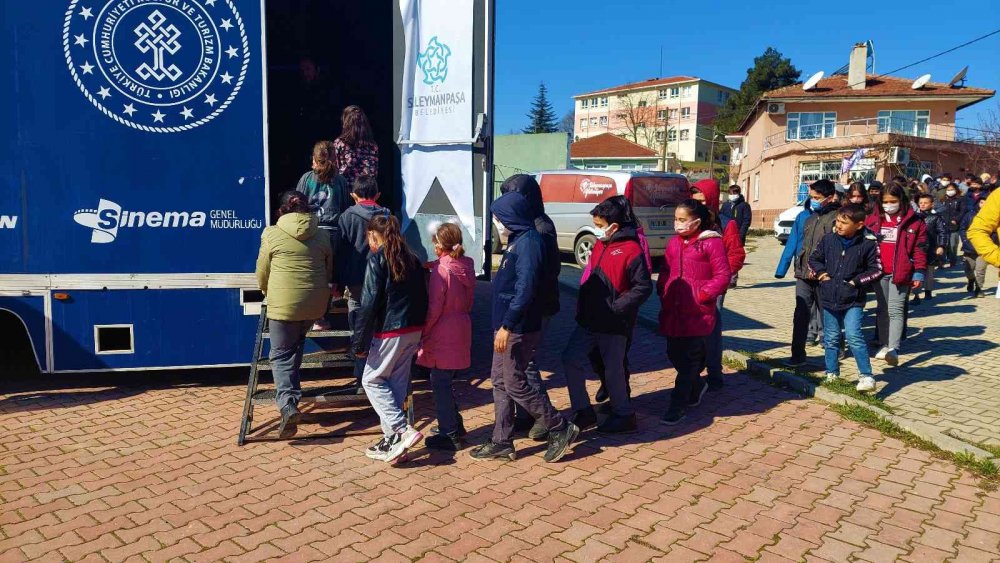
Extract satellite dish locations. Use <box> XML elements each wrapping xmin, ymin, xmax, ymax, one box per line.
<box><xmin>802</xmin><ymin>71</ymin><xmax>824</xmax><ymax>91</ymax></box>
<box><xmin>911</xmin><ymin>74</ymin><xmax>931</xmax><ymax>90</ymax></box>
<box><xmin>948</xmin><ymin>66</ymin><xmax>969</xmax><ymax>88</ymax></box>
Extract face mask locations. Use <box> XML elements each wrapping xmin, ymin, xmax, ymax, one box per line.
<box><xmin>810</xmin><ymin>198</ymin><xmax>826</xmax><ymax>211</ymax></box>
<box><xmin>728</xmin><ymin>194</ymin><xmax>740</xmax><ymax>202</ymax></box>
<box><xmin>594</xmin><ymin>224</ymin><xmax>617</xmax><ymax>241</ymax></box>
<box><xmin>883</xmin><ymin>203</ymin><xmax>900</xmax><ymax>215</ymax></box>
<box><xmin>946</xmin><ymin>189</ymin><xmax>957</xmax><ymax>197</ymax></box>
<box><xmin>674</xmin><ymin>218</ymin><xmax>701</xmax><ymax>236</ymax></box>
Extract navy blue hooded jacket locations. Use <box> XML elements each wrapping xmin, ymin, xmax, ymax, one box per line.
<box><xmin>500</xmin><ymin>174</ymin><xmax>560</xmax><ymax>317</ymax></box>
<box><xmin>491</xmin><ymin>192</ymin><xmax>545</xmax><ymax>334</ymax></box>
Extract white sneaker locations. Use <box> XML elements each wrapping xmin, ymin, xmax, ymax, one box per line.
<box><xmin>384</xmin><ymin>426</ymin><xmax>423</xmax><ymax>464</ymax></box>
<box><xmin>874</xmin><ymin>347</ymin><xmax>889</xmax><ymax>360</ymax></box>
<box><xmin>884</xmin><ymin>349</ymin><xmax>899</xmax><ymax>367</ymax></box>
<box><xmin>856</xmin><ymin>376</ymin><xmax>876</xmax><ymax>393</ymax></box>
<box><xmin>365</xmin><ymin>436</ymin><xmax>391</xmax><ymax>461</ymax></box>
<box><xmin>824</xmin><ymin>373</ymin><xmax>840</xmax><ymax>383</ymax></box>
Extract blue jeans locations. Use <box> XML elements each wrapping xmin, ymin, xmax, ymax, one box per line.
<box><xmin>822</xmin><ymin>307</ymin><xmax>872</xmax><ymax>377</ymax></box>
<box><xmin>705</xmin><ymin>295</ymin><xmax>725</xmax><ymax>382</ymax></box>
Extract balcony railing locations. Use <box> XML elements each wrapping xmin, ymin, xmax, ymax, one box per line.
<box><xmin>763</xmin><ymin>117</ymin><xmax>1000</xmax><ymax>151</ymax></box>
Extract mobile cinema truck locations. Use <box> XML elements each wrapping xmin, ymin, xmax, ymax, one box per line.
<box><xmin>1</xmin><ymin>0</ymin><xmax>495</xmax><ymax>374</ymax></box>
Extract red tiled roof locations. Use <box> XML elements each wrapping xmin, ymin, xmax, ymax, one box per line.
<box><xmin>575</xmin><ymin>76</ymin><xmax>699</xmax><ymax>98</ymax></box>
<box><xmin>763</xmin><ymin>74</ymin><xmax>994</xmax><ymax>102</ymax></box>
<box><xmin>570</xmin><ymin>133</ymin><xmax>658</xmax><ymax>159</ymax></box>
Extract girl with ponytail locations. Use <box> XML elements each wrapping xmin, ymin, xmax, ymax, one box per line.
<box><xmin>417</xmin><ymin>223</ymin><xmax>476</xmax><ymax>450</ymax></box>
<box><xmin>353</xmin><ymin>214</ymin><xmax>429</xmax><ymax>463</ymax></box>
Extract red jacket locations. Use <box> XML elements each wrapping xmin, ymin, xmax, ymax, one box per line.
<box><xmin>690</xmin><ymin>179</ymin><xmax>746</xmax><ymax>275</ymax></box>
<box><xmin>865</xmin><ymin>208</ymin><xmax>928</xmax><ymax>285</ymax></box>
<box><xmin>576</xmin><ymin>227</ymin><xmax>653</xmax><ymax>335</ymax></box>
<box><xmin>656</xmin><ymin>230</ymin><xmax>732</xmax><ymax>338</ymax></box>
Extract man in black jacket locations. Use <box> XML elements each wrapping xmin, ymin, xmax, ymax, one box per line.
<box><xmin>721</xmin><ymin>185</ymin><xmax>752</xmax><ymax>244</ymax></box>
<box><xmin>914</xmin><ymin>193</ymin><xmax>947</xmax><ymax>303</ymax></box>
<box><xmin>500</xmin><ymin>175</ymin><xmax>561</xmax><ymax>441</ymax></box>
<box><xmin>935</xmin><ymin>175</ymin><xmax>966</xmax><ymax>268</ymax></box>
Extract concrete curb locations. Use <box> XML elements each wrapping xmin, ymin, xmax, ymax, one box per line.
<box><xmin>558</xmin><ymin>277</ymin><xmax>996</xmax><ymax>462</ymax></box>
<box><xmin>723</xmin><ymin>350</ymin><xmax>997</xmax><ymax>462</ymax></box>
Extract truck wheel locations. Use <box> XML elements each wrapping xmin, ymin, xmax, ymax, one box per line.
<box><xmin>574</xmin><ymin>234</ymin><xmax>597</xmax><ymax>267</ymax></box>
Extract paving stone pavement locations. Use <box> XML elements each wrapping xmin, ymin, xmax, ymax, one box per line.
<box><xmin>2</xmin><ymin>278</ymin><xmax>1000</xmax><ymax>562</ymax></box>
<box><xmin>684</xmin><ymin>236</ymin><xmax>999</xmax><ymax>449</ymax></box>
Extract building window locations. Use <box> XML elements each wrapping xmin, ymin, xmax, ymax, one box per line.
<box><xmin>657</xmin><ymin>110</ymin><xmax>667</xmax><ymax>121</ymax></box>
<box><xmin>589</xmin><ymin>163</ymin><xmax>608</xmax><ymax>169</ymax></box>
<box><xmin>655</xmin><ymin>130</ymin><xmax>664</xmax><ymax>141</ymax></box>
<box><xmin>681</xmin><ymin>86</ymin><xmax>692</xmax><ymax>98</ymax></box>
<box><xmin>638</xmin><ymin>100</ymin><xmax>647</xmax><ymax>108</ymax></box>
<box><xmin>717</xmin><ymin>90</ymin><xmax>728</xmax><ymax>104</ymax></box>
<box><xmin>590</xmin><ymin>117</ymin><xmax>598</xmax><ymax>126</ymax></box>
<box><xmin>667</xmin><ymin>128</ymin><xmax>677</xmax><ymax>141</ymax></box>
<box><xmin>640</xmin><ymin>164</ymin><xmax>656</xmax><ymax>171</ymax></box>
<box><xmin>669</xmin><ymin>87</ymin><xmax>679</xmax><ymax>98</ymax></box>
<box><xmin>786</xmin><ymin>112</ymin><xmax>836</xmax><ymax>141</ymax></box>
<box><xmin>680</xmin><ymin>129</ymin><xmax>690</xmax><ymax>141</ymax></box>
<box><xmin>668</xmin><ymin>108</ymin><xmax>678</xmax><ymax>120</ymax></box>
<box><xmin>638</xmin><ymin>121</ymin><xmax>646</xmax><ymax>129</ymax></box>
<box><xmin>599</xmin><ymin>116</ymin><xmax>608</xmax><ymax>126</ymax></box>
<box><xmin>600</xmin><ymin>97</ymin><xmax>608</xmax><ymax>107</ymax></box>
<box><xmin>620</xmin><ymin>163</ymin><xmax>637</xmax><ymax>170</ymax></box>
<box><xmin>877</xmin><ymin>110</ymin><xmax>930</xmax><ymax>137</ymax></box>
<box><xmin>658</xmin><ymin>89</ymin><xmax>668</xmax><ymax>99</ymax></box>
<box><xmin>580</xmin><ymin>118</ymin><xmax>587</xmax><ymax>129</ymax></box>
<box><xmin>681</xmin><ymin>107</ymin><xmax>691</xmax><ymax>119</ymax></box>
<box><xmin>753</xmin><ymin>172</ymin><xmax>760</xmax><ymax>202</ymax></box>
<box><xmin>797</xmin><ymin>160</ymin><xmax>842</xmax><ymax>201</ymax></box>
<box><xmin>697</xmin><ymin>151</ymin><xmax>704</xmax><ymax>159</ymax></box>
<box><xmin>581</xmin><ymin>99</ymin><xmax>588</xmax><ymax>109</ymax></box>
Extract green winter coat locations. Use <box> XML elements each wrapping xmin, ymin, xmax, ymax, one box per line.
<box><xmin>255</xmin><ymin>213</ymin><xmax>333</xmax><ymax>321</ymax></box>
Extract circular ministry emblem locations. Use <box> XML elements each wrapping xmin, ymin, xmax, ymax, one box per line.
<box><xmin>63</xmin><ymin>0</ymin><xmax>249</xmax><ymax>133</ymax></box>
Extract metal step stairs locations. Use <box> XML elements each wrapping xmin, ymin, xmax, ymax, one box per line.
<box><xmin>237</xmin><ymin>303</ymin><xmax>415</xmax><ymax>445</ymax></box>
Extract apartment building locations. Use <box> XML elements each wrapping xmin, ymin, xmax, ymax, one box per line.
<box><xmin>573</xmin><ymin>76</ymin><xmax>737</xmax><ymax>163</ymax></box>
<box><xmin>727</xmin><ymin>43</ymin><xmax>995</xmax><ymax>229</ymax></box>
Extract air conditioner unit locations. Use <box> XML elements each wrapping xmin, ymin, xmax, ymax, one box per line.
<box><xmin>888</xmin><ymin>147</ymin><xmax>911</xmax><ymax>165</ymax></box>
<box><xmin>666</xmin><ymin>152</ymin><xmax>677</xmax><ymax>158</ymax></box>
<box><xmin>766</xmin><ymin>102</ymin><xmax>786</xmax><ymax>115</ymax></box>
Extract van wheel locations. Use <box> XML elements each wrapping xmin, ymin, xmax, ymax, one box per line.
<box><xmin>574</xmin><ymin>234</ymin><xmax>597</xmax><ymax>267</ymax></box>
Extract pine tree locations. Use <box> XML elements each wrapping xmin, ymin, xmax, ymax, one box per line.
<box><xmin>715</xmin><ymin>47</ymin><xmax>801</xmax><ymax>134</ymax></box>
<box><xmin>523</xmin><ymin>82</ymin><xmax>558</xmax><ymax>134</ymax></box>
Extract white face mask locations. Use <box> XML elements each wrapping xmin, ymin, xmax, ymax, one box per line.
<box><xmin>946</xmin><ymin>189</ymin><xmax>958</xmax><ymax>197</ymax></box>
<box><xmin>883</xmin><ymin>203</ymin><xmax>900</xmax><ymax>215</ymax></box>
<box><xmin>728</xmin><ymin>194</ymin><xmax>740</xmax><ymax>202</ymax></box>
<box><xmin>594</xmin><ymin>224</ymin><xmax>617</xmax><ymax>241</ymax></box>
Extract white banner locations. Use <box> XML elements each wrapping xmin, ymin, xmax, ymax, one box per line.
<box><xmin>399</xmin><ymin>0</ymin><xmax>476</xmax><ymax>240</ymax></box>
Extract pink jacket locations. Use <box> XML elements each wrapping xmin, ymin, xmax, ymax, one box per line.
<box><xmin>417</xmin><ymin>254</ymin><xmax>476</xmax><ymax>370</ymax></box>
<box><xmin>656</xmin><ymin>230</ymin><xmax>732</xmax><ymax>338</ymax></box>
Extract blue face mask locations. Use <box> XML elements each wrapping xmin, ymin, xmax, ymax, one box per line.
<box><xmin>810</xmin><ymin>198</ymin><xmax>825</xmax><ymax>211</ymax></box>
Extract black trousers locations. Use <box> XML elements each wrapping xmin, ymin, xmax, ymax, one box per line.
<box><xmin>666</xmin><ymin>336</ymin><xmax>707</xmax><ymax>413</ymax></box>
<box><xmin>791</xmin><ymin>279</ymin><xmax>821</xmax><ymax>359</ymax></box>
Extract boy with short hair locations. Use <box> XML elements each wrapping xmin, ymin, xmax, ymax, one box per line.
<box><xmin>808</xmin><ymin>204</ymin><xmax>884</xmax><ymax>392</ymax></box>
<box><xmin>561</xmin><ymin>196</ymin><xmax>652</xmax><ymax>434</ymax></box>
<box><xmin>914</xmin><ymin>193</ymin><xmax>947</xmax><ymax>303</ymax></box>
<box><xmin>335</xmin><ymin>175</ymin><xmax>389</xmax><ymax>387</ymax></box>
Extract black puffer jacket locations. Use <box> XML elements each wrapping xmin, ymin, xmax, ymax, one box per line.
<box><xmin>808</xmin><ymin>230</ymin><xmax>883</xmax><ymax>311</ymax></box>
<box><xmin>917</xmin><ymin>210</ymin><xmax>948</xmax><ymax>260</ymax></box>
<box><xmin>352</xmin><ymin>248</ymin><xmax>428</xmax><ymax>355</ymax></box>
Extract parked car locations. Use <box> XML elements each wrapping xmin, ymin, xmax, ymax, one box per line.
<box><xmin>493</xmin><ymin>170</ymin><xmax>691</xmax><ymax>266</ymax></box>
<box><xmin>774</xmin><ymin>200</ymin><xmax>807</xmax><ymax>244</ymax></box>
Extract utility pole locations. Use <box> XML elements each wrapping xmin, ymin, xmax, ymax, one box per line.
<box><xmin>707</xmin><ymin>124</ymin><xmax>716</xmax><ymax>178</ymax></box>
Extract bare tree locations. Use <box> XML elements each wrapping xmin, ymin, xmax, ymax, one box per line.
<box><xmin>614</xmin><ymin>91</ymin><xmax>660</xmax><ymax>147</ymax></box>
<box><xmin>558</xmin><ymin>110</ymin><xmax>575</xmax><ymax>135</ymax></box>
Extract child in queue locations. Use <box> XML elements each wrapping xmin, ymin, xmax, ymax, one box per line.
<box><xmin>417</xmin><ymin>223</ymin><xmax>476</xmax><ymax>450</ymax></box>
<box><xmin>808</xmin><ymin>204</ymin><xmax>883</xmax><ymax>392</ymax></box>
<box><xmin>656</xmin><ymin>199</ymin><xmax>732</xmax><ymax>425</ymax></box>
<box><xmin>355</xmin><ymin>215</ymin><xmax>428</xmax><ymax>464</ymax></box>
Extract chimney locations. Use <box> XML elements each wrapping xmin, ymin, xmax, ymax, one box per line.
<box><xmin>848</xmin><ymin>43</ymin><xmax>867</xmax><ymax>90</ymax></box>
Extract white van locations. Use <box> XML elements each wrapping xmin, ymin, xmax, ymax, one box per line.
<box><xmin>504</xmin><ymin>170</ymin><xmax>690</xmax><ymax>266</ymax></box>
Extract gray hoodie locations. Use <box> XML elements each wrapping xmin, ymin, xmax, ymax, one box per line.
<box><xmin>333</xmin><ymin>201</ymin><xmax>389</xmax><ymax>286</ymax></box>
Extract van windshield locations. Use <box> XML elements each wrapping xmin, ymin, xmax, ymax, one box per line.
<box><xmin>628</xmin><ymin>176</ymin><xmax>691</xmax><ymax>208</ymax></box>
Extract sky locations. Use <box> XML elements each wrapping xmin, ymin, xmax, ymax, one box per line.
<box><xmin>494</xmin><ymin>0</ymin><xmax>1000</xmax><ymax>135</ymax></box>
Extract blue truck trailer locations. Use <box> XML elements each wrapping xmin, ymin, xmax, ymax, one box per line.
<box><xmin>1</xmin><ymin>0</ymin><xmax>494</xmax><ymax>373</ymax></box>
